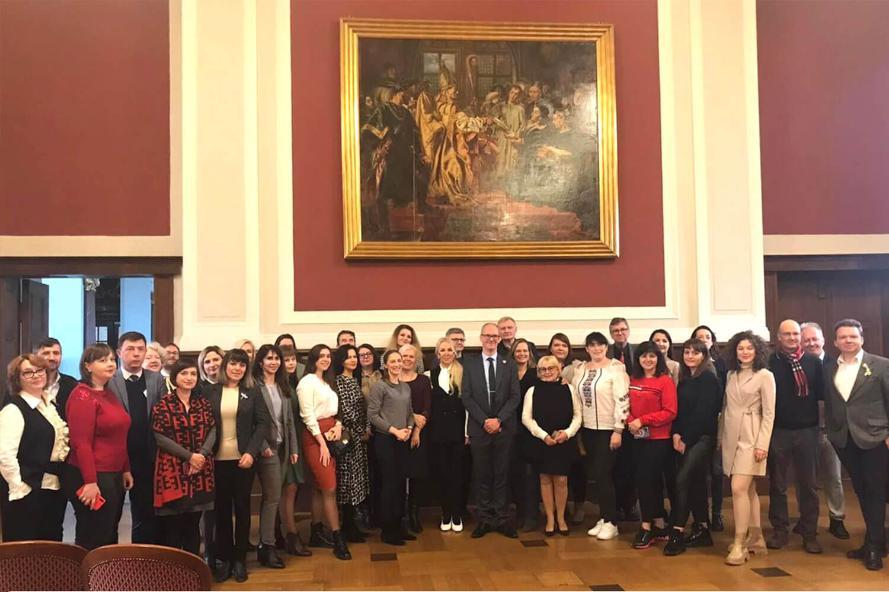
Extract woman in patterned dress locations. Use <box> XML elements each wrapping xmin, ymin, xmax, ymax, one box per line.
<box><xmin>333</xmin><ymin>344</ymin><xmax>371</xmax><ymax>543</ymax></box>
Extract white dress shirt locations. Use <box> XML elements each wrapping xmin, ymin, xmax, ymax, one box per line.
<box><xmin>46</xmin><ymin>372</ymin><xmax>61</xmax><ymax>406</ymax></box>
<box><xmin>834</xmin><ymin>350</ymin><xmax>864</xmax><ymax>402</ymax></box>
<box><xmin>0</xmin><ymin>392</ymin><xmax>70</xmax><ymax>501</ymax></box>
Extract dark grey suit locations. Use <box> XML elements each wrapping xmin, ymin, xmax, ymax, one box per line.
<box><xmin>462</xmin><ymin>352</ymin><xmax>520</xmax><ymax>526</ymax></box>
<box><xmin>107</xmin><ymin>368</ymin><xmax>168</xmax><ymax>544</ymax></box>
<box><xmin>824</xmin><ymin>352</ymin><xmax>889</xmax><ymax>550</ymax></box>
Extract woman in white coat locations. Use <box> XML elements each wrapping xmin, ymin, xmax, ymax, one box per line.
<box><xmin>721</xmin><ymin>331</ymin><xmax>775</xmax><ymax>566</ymax></box>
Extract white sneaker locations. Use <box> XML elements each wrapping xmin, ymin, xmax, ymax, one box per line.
<box><xmin>451</xmin><ymin>517</ymin><xmax>464</xmax><ymax>532</ymax></box>
<box><xmin>587</xmin><ymin>519</ymin><xmax>605</xmax><ymax>537</ymax></box>
<box><xmin>597</xmin><ymin>521</ymin><xmax>619</xmax><ymax>540</ymax></box>
<box><xmin>440</xmin><ymin>519</ymin><xmax>452</xmax><ymax>532</ymax></box>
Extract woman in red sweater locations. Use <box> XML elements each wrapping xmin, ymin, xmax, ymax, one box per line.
<box><xmin>63</xmin><ymin>343</ymin><xmax>134</xmax><ymax>550</ymax></box>
<box><xmin>626</xmin><ymin>341</ymin><xmax>677</xmax><ymax>549</ymax></box>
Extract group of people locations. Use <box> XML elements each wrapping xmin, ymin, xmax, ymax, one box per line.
<box><xmin>1</xmin><ymin>314</ymin><xmax>887</xmax><ymax>582</ymax></box>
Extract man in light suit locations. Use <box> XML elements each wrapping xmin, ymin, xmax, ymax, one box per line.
<box><xmin>108</xmin><ymin>330</ymin><xmax>168</xmax><ymax>544</ymax></box>
<box><xmin>462</xmin><ymin>322</ymin><xmax>521</xmax><ymax>538</ymax></box>
<box><xmin>823</xmin><ymin>318</ymin><xmax>889</xmax><ymax>571</ymax></box>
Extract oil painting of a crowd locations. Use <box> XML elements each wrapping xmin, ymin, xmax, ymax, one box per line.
<box><xmin>356</xmin><ymin>37</ymin><xmax>603</xmax><ymax>244</ymax></box>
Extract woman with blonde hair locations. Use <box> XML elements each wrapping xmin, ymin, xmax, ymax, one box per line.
<box><xmin>522</xmin><ymin>355</ymin><xmax>582</xmax><ymax>536</ymax></box>
<box><xmin>198</xmin><ymin>346</ymin><xmax>225</xmax><ymax>391</ymax></box>
<box><xmin>427</xmin><ymin>337</ymin><xmax>466</xmax><ymax>532</ymax></box>
<box><xmin>144</xmin><ymin>341</ymin><xmax>173</xmax><ymax>393</ymax></box>
<box><xmin>234</xmin><ymin>339</ymin><xmax>256</xmax><ymax>364</ymax></box>
<box><xmin>386</xmin><ymin>324</ymin><xmax>424</xmax><ymax>373</ymax></box>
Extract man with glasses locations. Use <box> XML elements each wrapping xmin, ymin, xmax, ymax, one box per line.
<box><xmin>35</xmin><ymin>337</ymin><xmax>79</xmax><ymax>421</ymax></box>
<box><xmin>445</xmin><ymin>328</ymin><xmax>466</xmax><ymax>359</ymax></box>
<box><xmin>461</xmin><ymin>323</ymin><xmax>521</xmax><ymax>538</ymax></box>
<box><xmin>607</xmin><ymin>317</ymin><xmax>635</xmax><ymax>367</ymax></box>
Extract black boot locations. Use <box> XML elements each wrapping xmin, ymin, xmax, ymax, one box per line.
<box><xmin>684</xmin><ymin>523</ymin><xmax>714</xmax><ymax>547</ymax></box>
<box><xmin>342</xmin><ymin>505</ymin><xmax>367</xmax><ymax>543</ymax></box>
<box><xmin>663</xmin><ymin>529</ymin><xmax>686</xmax><ymax>556</ymax></box>
<box><xmin>381</xmin><ymin>520</ymin><xmax>406</xmax><ymax>546</ymax></box>
<box><xmin>331</xmin><ymin>529</ymin><xmax>352</xmax><ymax>560</ymax></box>
<box><xmin>285</xmin><ymin>532</ymin><xmax>312</xmax><ymax>557</ymax></box>
<box><xmin>213</xmin><ymin>561</ymin><xmax>232</xmax><ymax>583</ymax></box>
<box><xmin>257</xmin><ymin>543</ymin><xmax>285</xmax><ymax>569</ymax></box>
<box><xmin>274</xmin><ymin>514</ymin><xmax>287</xmax><ymax>549</ymax></box>
<box><xmin>355</xmin><ymin>502</ymin><xmax>373</xmax><ymax>534</ymax></box>
<box><xmin>309</xmin><ymin>521</ymin><xmax>334</xmax><ymax>548</ymax></box>
<box><xmin>232</xmin><ymin>558</ymin><xmax>248</xmax><ymax>583</ymax></box>
<box><xmin>710</xmin><ymin>511</ymin><xmax>724</xmax><ymax>532</ymax></box>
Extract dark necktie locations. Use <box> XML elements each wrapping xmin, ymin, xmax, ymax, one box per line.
<box><xmin>486</xmin><ymin>357</ymin><xmax>496</xmax><ymax>407</ymax></box>
<box><xmin>127</xmin><ymin>375</ymin><xmax>139</xmax><ymax>383</ymax></box>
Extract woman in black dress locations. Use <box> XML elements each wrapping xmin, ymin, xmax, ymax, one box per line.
<box><xmin>398</xmin><ymin>344</ymin><xmax>431</xmax><ymax>533</ymax></box>
<box><xmin>548</xmin><ymin>333</ymin><xmax>586</xmax><ymax>524</ymax></box>
<box><xmin>521</xmin><ymin>355</ymin><xmax>582</xmax><ymax>536</ymax></box>
<box><xmin>333</xmin><ymin>345</ymin><xmax>371</xmax><ymax>543</ymax></box>
<box><xmin>427</xmin><ymin>337</ymin><xmax>466</xmax><ymax>532</ymax></box>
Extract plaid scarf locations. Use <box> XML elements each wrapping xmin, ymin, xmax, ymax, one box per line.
<box><xmin>778</xmin><ymin>348</ymin><xmax>808</xmax><ymax>397</ymax></box>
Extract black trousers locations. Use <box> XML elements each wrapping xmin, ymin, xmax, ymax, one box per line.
<box><xmin>671</xmin><ymin>435</ymin><xmax>714</xmax><ymax>528</ymax></box>
<box><xmin>568</xmin><ymin>454</ymin><xmax>587</xmax><ymax>504</ymax></box>
<box><xmin>768</xmin><ymin>426</ymin><xmax>820</xmax><ymax>536</ymax></box>
<box><xmin>709</xmin><ymin>447</ymin><xmax>724</xmax><ymax>515</ymax></box>
<box><xmin>634</xmin><ymin>439</ymin><xmax>672</xmax><ymax>523</ymax></box>
<box><xmin>613</xmin><ymin>430</ymin><xmax>638</xmax><ymax>514</ymax></box>
<box><xmin>374</xmin><ymin>434</ymin><xmax>409</xmax><ymax>534</ymax></box>
<box><xmin>431</xmin><ymin>440</ymin><xmax>465</xmax><ymax>519</ymax></box>
<box><xmin>471</xmin><ymin>432</ymin><xmax>513</xmax><ymax>526</ymax></box>
<box><xmin>581</xmin><ymin>429</ymin><xmax>619</xmax><ymax>524</ymax></box>
<box><xmin>835</xmin><ymin>439</ymin><xmax>888</xmax><ymax>550</ymax></box>
<box><xmin>159</xmin><ymin>512</ymin><xmax>202</xmax><ymax>556</ymax></box>
<box><xmin>214</xmin><ymin>460</ymin><xmax>255</xmax><ymax>562</ymax></box>
<box><xmin>127</xmin><ymin>461</ymin><xmax>159</xmax><ymax>544</ymax></box>
<box><xmin>62</xmin><ymin>465</ymin><xmax>125</xmax><ymax>550</ymax></box>
<box><xmin>0</xmin><ymin>486</ymin><xmax>66</xmax><ymax>542</ymax></box>
<box><xmin>509</xmin><ymin>435</ymin><xmax>539</xmax><ymax>523</ymax></box>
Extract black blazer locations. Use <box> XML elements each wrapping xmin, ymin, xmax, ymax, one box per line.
<box><xmin>205</xmin><ymin>383</ymin><xmax>271</xmax><ymax>459</ymax></box>
<box><xmin>461</xmin><ymin>353</ymin><xmax>521</xmax><ymax>442</ymax></box>
<box><xmin>428</xmin><ymin>366</ymin><xmax>465</xmax><ymax>444</ymax></box>
<box><xmin>54</xmin><ymin>373</ymin><xmax>79</xmax><ymax>421</ymax></box>
<box><xmin>607</xmin><ymin>342</ymin><xmax>635</xmax><ymax>368</ymax></box>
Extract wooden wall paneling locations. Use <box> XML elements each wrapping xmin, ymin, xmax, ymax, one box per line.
<box><xmin>0</xmin><ymin>257</ymin><xmax>182</xmax><ymax>277</ymax></box>
<box><xmin>152</xmin><ymin>276</ymin><xmax>175</xmax><ymax>346</ymax></box>
<box><xmin>0</xmin><ymin>279</ymin><xmax>20</xmax><ymax>397</ymax></box>
<box><xmin>21</xmin><ymin>280</ymin><xmax>49</xmax><ymax>353</ymax></box>
<box><xmin>764</xmin><ymin>271</ymin><xmax>779</xmax><ymax>336</ymax></box>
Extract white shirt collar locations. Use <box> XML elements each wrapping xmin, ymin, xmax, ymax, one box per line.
<box><xmin>837</xmin><ymin>350</ymin><xmax>864</xmax><ymax>365</ymax></box>
<box><xmin>482</xmin><ymin>351</ymin><xmax>499</xmax><ymax>363</ymax></box>
<box><xmin>122</xmin><ymin>368</ymin><xmax>144</xmax><ymax>381</ymax></box>
<box><xmin>19</xmin><ymin>392</ymin><xmax>44</xmax><ymax>409</ymax></box>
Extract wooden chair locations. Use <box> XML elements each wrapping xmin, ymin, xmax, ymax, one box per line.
<box><xmin>82</xmin><ymin>544</ymin><xmax>212</xmax><ymax>591</ymax></box>
<box><xmin>0</xmin><ymin>540</ymin><xmax>87</xmax><ymax>592</ymax></box>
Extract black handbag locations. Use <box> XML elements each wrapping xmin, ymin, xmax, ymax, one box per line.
<box><xmin>328</xmin><ymin>426</ymin><xmax>355</xmax><ymax>459</ymax></box>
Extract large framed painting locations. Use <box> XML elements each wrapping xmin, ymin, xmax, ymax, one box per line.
<box><xmin>340</xmin><ymin>18</ymin><xmax>618</xmax><ymax>259</ymax></box>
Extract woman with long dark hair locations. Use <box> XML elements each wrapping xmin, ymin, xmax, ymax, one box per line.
<box><xmin>207</xmin><ymin>349</ymin><xmax>270</xmax><ymax>582</ymax></box>
<box><xmin>649</xmin><ymin>329</ymin><xmax>680</xmax><ymax>386</ymax></box>
<box><xmin>297</xmin><ymin>344</ymin><xmax>351</xmax><ymax>560</ymax></box>
<box><xmin>722</xmin><ymin>331</ymin><xmax>775</xmax><ymax>566</ymax></box>
<box><xmin>627</xmin><ymin>341</ymin><xmax>677</xmax><ymax>550</ymax></box>
<box><xmin>332</xmin><ymin>344</ymin><xmax>371</xmax><ymax>543</ymax></box>
<box><xmin>663</xmin><ymin>339</ymin><xmax>722</xmax><ymax>556</ymax></box>
<box><xmin>151</xmin><ymin>360</ymin><xmax>216</xmax><ymax>556</ymax></box>
<box><xmin>251</xmin><ymin>344</ymin><xmax>303</xmax><ymax>568</ymax></box>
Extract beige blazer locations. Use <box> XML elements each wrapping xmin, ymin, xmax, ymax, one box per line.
<box><xmin>721</xmin><ymin>368</ymin><xmax>776</xmax><ymax>476</ymax></box>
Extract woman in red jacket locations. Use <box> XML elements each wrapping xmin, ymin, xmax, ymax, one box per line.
<box><xmin>626</xmin><ymin>341</ymin><xmax>677</xmax><ymax>549</ymax></box>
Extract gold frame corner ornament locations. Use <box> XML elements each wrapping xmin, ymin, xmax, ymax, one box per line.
<box><xmin>340</xmin><ymin>18</ymin><xmax>618</xmax><ymax>260</ymax></box>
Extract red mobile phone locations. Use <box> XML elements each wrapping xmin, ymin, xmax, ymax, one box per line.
<box><xmin>75</xmin><ymin>485</ymin><xmax>106</xmax><ymax>510</ymax></box>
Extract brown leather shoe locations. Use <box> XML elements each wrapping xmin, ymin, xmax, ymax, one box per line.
<box><xmin>803</xmin><ymin>536</ymin><xmax>823</xmax><ymax>554</ymax></box>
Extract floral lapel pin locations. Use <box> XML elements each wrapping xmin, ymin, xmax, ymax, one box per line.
<box><xmin>240</xmin><ymin>392</ymin><xmax>249</xmax><ymax>400</ymax></box>
<box><xmin>863</xmin><ymin>363</ymin><xmax>872</xmax><ymax>377</ymax></box>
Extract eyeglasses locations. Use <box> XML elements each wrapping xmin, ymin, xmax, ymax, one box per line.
<box><xmin>539</xmin><ymin>366</ymin><xmax>560</xmax><ymax>372</ymax></box>
<box><xmin>450</xmin><ymin>338</ymin><xmax>465</xmax><ymax>342</ymax></box>
<box><xmin>21</xmin><ymin>368</ymin><xmax>46</xmax><ymax>379</ymax></box>
<box><xmin>481</xmin><ymin>334</ymin><xmax>500</xmax><ymax>340</ymax></box>
<box><xmin>359</xmin><ymin>352</ymin><xmax>374</xmax><ymax>358</ymax></box>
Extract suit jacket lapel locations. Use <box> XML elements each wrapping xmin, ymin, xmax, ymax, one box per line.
<box><xmin>111</xmin><ymin>373</ymin><xmax>129</xmax><ymax>412</ymax></box>
<box><xmin>847</xmin><ymin>355</ymin><xmax>870</xmax><ymax>402</ymax></box>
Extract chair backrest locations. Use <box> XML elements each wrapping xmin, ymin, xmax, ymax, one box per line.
<box><xmin>0</xmin><ymin>541</ymin><xmax>88</xmax><ymax>592</ymax></box>
<box><xmin>82</xmin><ymin>544</ymin><xmax>212</xmax><ymax>591</ymax></box>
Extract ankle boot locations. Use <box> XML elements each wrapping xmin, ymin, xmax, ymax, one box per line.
<box><xmin>342</xmin><ymin>505</ymin><xmax>366</xmax><ymax>543</ymax></box>
<box><xmin>745</xmin><ymin>526</ymin><xmax>768</xmax><ymax>555</ymax></box>
<box><xmin>309</xmin><ymin>521</ymin><xmax>334</xmax><ymax>548</ymax></box>
<box><xmin>257</xmin><ymin>543</ymin><xmax>285</xmax><ymax>568</ymax></box>
<box><xmin>274</xmin><ymin>515</ymin><xmax>287</xmax><ymax>549</ymax></box>
<box><xmin>285</xmin><ymin>532</ymin><xmax>312</xmax><ymax>557</ymax></box>
<box><xmin>331</xmin><ymin>529</ymin><xmax>352</xmax><ymax>560</ymax></box>
<box><xmin>725</xmin><ymin>540</ymin><xmax>749</xmax><ymax>566</ymax></box>
<box><xmin>355</xmin><ymin>502</ymin><xmax>373</xmax><ymax>534</ymax></box>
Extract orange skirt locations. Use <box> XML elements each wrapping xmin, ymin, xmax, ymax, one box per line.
<box><xmin>302</xmin><ymin>417</ymin><xmax>337</xmax><ymax>491</ymax></box>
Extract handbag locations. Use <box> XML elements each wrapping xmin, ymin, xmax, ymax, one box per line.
<box><xmin>328</xmin><ymin>426</ymin><xmax>356</xmax><ymax>459</ymax></box>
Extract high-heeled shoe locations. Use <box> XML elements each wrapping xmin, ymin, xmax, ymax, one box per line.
<box><xmin>545</xmin><ymin>528</ymin><xmax>555</xmax><ymax>537</ymax></box>
<box><xmin>725</xmin><ymin>543</ymin><xmax>749</xmax><ymax>566</ymax></box>
<box><xmin>558</xmin><ymin>525</ymin><xmax>570</xmax><ymax>537</ymax></box>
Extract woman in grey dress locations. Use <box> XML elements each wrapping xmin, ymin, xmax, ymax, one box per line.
<box><xmin>333</xmin><ymin>345</ymin><xmax>371</xmax><ymax>543</ymax></box>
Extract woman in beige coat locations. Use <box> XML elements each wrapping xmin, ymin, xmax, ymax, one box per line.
<box><xmin>721</xmin><ymin>331</ymin><xmax>775</xmax><ymax>566</ymax></box>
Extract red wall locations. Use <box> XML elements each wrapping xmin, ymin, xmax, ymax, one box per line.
<box><xmin>758</xmin><ymin>0</ymin><xmax>889</xmax><ymax>235</ymax></box>
<box><xmin>292</xmin><ymin>0</ymin><xmax>664</xmax><ymax>311</ymax></box>
<box><xmin>0</xmin><ymin>0</ymin><xmax>170</xmax><ymax>236</ymax></box>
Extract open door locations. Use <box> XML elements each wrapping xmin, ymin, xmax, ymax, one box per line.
<box><xmin>22</xmin><ymin>279</ymin><xmax>50</xmax><ymax>353</ymax></box>
<box><xmin>0</xmin><ymin>279</ymin><xmax>19</xmax><ymax>397</ymax></box>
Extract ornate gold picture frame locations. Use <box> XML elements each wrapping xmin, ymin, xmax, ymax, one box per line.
<box><xmin>340</xmin><ymin>18</ymin><xmax>618</xmax><ymax>259</ymax></box>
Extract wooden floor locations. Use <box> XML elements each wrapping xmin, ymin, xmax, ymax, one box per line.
<box><xmin>64</xmin><ymin>490</ymin><xmax>888</xmax><ymax>590</ymax></box>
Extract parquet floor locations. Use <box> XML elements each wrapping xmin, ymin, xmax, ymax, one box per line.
<box><xmin>63</xmin><ymin>489</ymin><xmax>889</xmax><ymax>590</ymax></box>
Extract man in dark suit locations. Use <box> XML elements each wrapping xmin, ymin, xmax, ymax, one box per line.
<box><xmin>107</xmin><ymin>331</ymin><xmax>168</xmax><ymax>545</ymax></box>
<box><xmin>35</xmin><ymin>337</ymin><xmax>79</xmax><ymax>421</ymax></box>
<box><xmin>462</xmin><ymin>322</ymin><xmax>521</xmax><ymax>538</ymax></box>
<box><xmin>607</xmin><ymin>317</ymin><xmax>635</xmax><ymax>366</ymax></box>
<box><xmin>801</xmin><ymin>321</ymin><xmax>849</xmax><ymax>539</ymax></box>
<box><xmin>823</xmin><ymin>318</ymin><xmax>889</xmax><ymax>571</ymax></box>
<box><xmin>765</xmin><ymin>319</ymin><xmax>825</xmax><ymax>554</ymax></box>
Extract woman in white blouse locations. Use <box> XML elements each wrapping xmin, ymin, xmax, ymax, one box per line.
<box><xmin>297</xmin><ymin>344</ymin><xmax>350</xmax><ymax>561</ymax></box>
<box><xmin>0</xmin><ymin>354</ymin><xmax>69</xmax><ymax>541</ymax></box>
<box><xmin>570</xmin><ymin>331</ymin><xmax>629</xmax><ymax>541</ymax></box>
<box><xmin>522</xmin><ymin>355</ymin><xmax>582</xmax><ymax>536</ymax></box>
